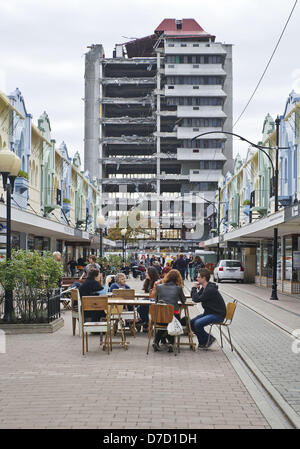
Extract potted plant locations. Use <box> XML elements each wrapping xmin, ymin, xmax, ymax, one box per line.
<box><xmin>17</xmin><ymin>170</ymin><xmax>29</xmax><ymax>180</ymax></box>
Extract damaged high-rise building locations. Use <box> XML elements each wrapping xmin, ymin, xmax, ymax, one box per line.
<box><xmin>84</xmin><ymin>18</ymin><xmax>233</xmax><ymax>249</ymax></box>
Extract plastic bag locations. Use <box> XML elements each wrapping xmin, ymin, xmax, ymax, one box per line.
<box><xmin>167</xmin><ymin>316</ymin><xmax>183</xmax><ymax>336</ymax></box>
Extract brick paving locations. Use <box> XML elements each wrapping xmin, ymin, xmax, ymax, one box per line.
<box><xmin>0</xmin><ymin>277</ymin><xmax>270</xmax><ymax>429</ymax></box>
<box><xmin>187</xmin><ymin>280</ymin><xmax>300</xmax><ymax>420</ymax></box>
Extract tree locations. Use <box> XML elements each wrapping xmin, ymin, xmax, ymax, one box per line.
<box><xmin>106</xmin><ymin>209</ymin><xmax>152</xmax><ymax>241</ymax></box>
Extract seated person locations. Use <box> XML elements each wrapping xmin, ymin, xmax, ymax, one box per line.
<box><xmin>78</xmin><ymin>269</ymin><xmax>107</xmax><ymax>321</ymax></box>
<box><xmin>154</xmin><ymin>269</ymin><xmax>186</xmax><ymax>353</ymax></box>
<box><xmin>190</xmin><ymin>268</ymin><xmax>226</xmax><ymax>349</ymax></box>
<box><xmin>109</xmin><ymin>272</ymin><xmax>132</xmax><ymax>312</ymax></box>
<box><xmin>137</xmin><ymin>266</ymin><xmax>159</xmax><ymax>332</ymax></box>
<box><xmin>109</xmin><ymin>273</ymin><xmax>131</xmax><ymax>292</ymax></box>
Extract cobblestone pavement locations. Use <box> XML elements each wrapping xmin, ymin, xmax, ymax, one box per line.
<box><xmin>0</xmin><ymin>277</ymin><xmax>270</xmax><ymax>429</ymax></box>
<box><xmin>184</xmin><ymin>278</ymin><xmax>300</xmax><ymax>422</ymax></box>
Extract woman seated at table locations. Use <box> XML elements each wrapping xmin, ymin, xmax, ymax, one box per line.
<box><xmin>78</xmin><ymin>268</ymin><xmax>108</xmax><ymax>321</ymax></box>
<box><xmin>109</xmin><ymin>273</ymin><xmax>131</xmax><ymax>292</ymax></box>
<box><xmin>153</xmin><ymin>269</ymin><xmax>186</xmax><ymax>353</ymax></box>
<box><xmin>137</xmin><ymin>266</ymin><xmax>160</xmax><ymax>332</ymax></box>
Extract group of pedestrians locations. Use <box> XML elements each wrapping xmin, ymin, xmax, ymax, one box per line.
<box><xmin>124</xmin><ymin>253</ymin><xmax>206</xmax><ymax>283</ymax></box>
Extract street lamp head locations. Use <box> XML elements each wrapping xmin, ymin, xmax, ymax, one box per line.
<box><xmin>190</xmin><ymin>228</ymin><xmax>195</xmax><ymax>234</ymax></box>
<box><xmin>96</xmin><ymin>213</ymin><xmax>105</xmax><ymax>228</ymax></box>
<box><xmin>0</xmin><ymin>149</ymin><xmax>19</xmax><ymax>176</ymax></box>
<box><xmin>10</xmin><ymin>152</ymin><xmax>21</xmax><ymax>177</ymax></box>
<box><xmin>121</xmin><ymin>228</ymin><xmax>127</xmax><ymax>237</ymax></box>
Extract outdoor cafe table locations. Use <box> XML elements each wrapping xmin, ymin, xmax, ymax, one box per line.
<box><xmin>107</xmin><ymin>297</ymin><xmax>196</xmax><ymax>351</ymax></box>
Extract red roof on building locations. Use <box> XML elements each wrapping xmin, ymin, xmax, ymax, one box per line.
<box><xmin>155</xmin><ymin>18</ymin><xmax>215</xmax><ymax>40</ymax></box>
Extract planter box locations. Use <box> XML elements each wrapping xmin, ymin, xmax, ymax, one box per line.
<box><xmin>0</xmin><ymin>317</ymin><xmax>64</xmax><ymax>334</ymax></box>
<box><xmin>14</xmin><ymin>177</ymin><xmax>29</xmax><ymax>194</ymax></box>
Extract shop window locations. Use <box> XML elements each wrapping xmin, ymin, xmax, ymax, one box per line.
<box><xmin>292</xmin><ymin>236</ymin><xmax>300</xmax><ymax>282</ymax></box>
<box><xmin>284</xmin><ymin>237</ymin><xmax>293</xmax><ymax>280</ymax></box>
<box><xmin>256</xmin><ymin>246</ymin><xmax>261</xmax><ymax>276</ymax></box>
<box><xmin>262</xmin><ymin>242</ymin><xmax>273</xmax><ymax>278</ymax></box>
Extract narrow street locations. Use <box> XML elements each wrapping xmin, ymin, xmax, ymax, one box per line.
<box><xmin>184</xmin><ymin>278</ymin><xmax>300</xmax><ymax>428</ymax></box>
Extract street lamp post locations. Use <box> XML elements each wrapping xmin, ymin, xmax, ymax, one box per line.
<box><xmin>96</xmin><ymin>213</ymin><xmax>105</xmax><ymax>259</ymax></box>
<box><xmin>191</xmin><ymin>125</ymin><xmax>287</xmax><ymax>301</ymax></box>
<box><xmin>121</xmin><ymin>228</ymin><xmax>127</xmax><ymax>262</ymax></box>
<box><xmin>0</xmin><ymin>149</ymin><xmax>21</xmax><ymax>321</ymax></box>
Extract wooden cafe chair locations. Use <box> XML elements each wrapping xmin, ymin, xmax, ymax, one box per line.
<box><xmin>206</xmin><ymin>300</ymin><xmax>237</xmax><ymax>351</ymax></box>
<box><xmin>81</xmin><ymin>296</ymin><xmax>112</xmax><ymax>355</ymax></box>
<box><xmin>147</xmin><ymin>303</ymin><xmax>176</xmax><ymax>356</ymax></box>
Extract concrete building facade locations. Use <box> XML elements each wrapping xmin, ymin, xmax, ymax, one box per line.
<box><xmin>84</xmin><ymin>18</ymin><xmax>233</xmax><ymax>249</ymax></box>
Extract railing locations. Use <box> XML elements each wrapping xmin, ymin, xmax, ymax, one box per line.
<box><xmin>0</xmin><ymin>288</ymin><xmax>61</xmax><ymax>324</ymax></box>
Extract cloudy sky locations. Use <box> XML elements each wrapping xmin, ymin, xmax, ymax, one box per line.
<box><xmin>1</xmin><ymin>0</ymin><xmax>299</xmax><ymax>162</ymax></box>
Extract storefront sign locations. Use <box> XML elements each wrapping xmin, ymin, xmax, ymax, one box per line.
<box><xmin>64</xmin><ymin>226</ymin><xmax>74</xmax><ymax>236</ymax></box>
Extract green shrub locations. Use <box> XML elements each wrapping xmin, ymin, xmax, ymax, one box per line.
<box><xmin>0</xmin><ymin>250</ymin><xmax>63</xmax><ymax>323</ymax></box>
<box><xmin>17</xmin><ymin>170</ymin><xmax>29</xmax><ymax>180</ymax></box>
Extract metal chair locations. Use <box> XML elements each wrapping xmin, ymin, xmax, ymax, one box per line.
<box><xmin>206</xmin><ymin>300</ymin><xmax>237</xmax><ymax>351</ymax></box>
<box><xmin>147</xmin><ymin>303</ymin><xmax>176</xmax><ymax>355</ymax></box>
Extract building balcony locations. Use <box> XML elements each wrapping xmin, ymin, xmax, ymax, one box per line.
<box><xmin>158</xmin><ymin>173</ymin><xmax>189</xmax><ymax>181</ymax></box>
<box><xmin>189</xmin><ymin>169</ymin><xmax>222</xmax><ymax>182</ymax></box>
<box><xmin>164</xmin><ymin>42</ymin><xmax>227</xmax><ymax>55</ymax></box>
<box><xmin>278</xmin><ymin>195</ymin><xmax>292</xmax><ymax>207</ymax></box>
<box><xmin>164</xmin><ymin>85</ymin><xmax>227</xmax><ymax>97</ymax></box>
<box><xmin>164</xmin><ymin>64</ymin><xmax>226</xmax><ymax>76</ymax></box>
<box><xmin>176</xmin><ymin>106</ymin><xmax>227</xmax><ymax>119</ymax></box>
<box><xmin>14</xmin><ymin>176</ymin><xmax>29</xmax><ymax>194</ymax></box>
<box><xmin>177</xmin><ymin>148</ymin><xmax>226</xmax><ymax>161</ymax></box>
<box><xmin>177</xmin><ymin>126</ymin><xmax>225</xmax><ymax>140</ymax></box>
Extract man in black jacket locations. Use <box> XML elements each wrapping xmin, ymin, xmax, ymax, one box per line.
<box><xmin>190</xmin><ymin>268</ymin><xmax>226</xmax><ymax>348</ymax></box>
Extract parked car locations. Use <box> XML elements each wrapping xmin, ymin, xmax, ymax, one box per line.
<box><xmin>213</xmin><ymin>260</ymin><xmax>244</xmax><ymax>283</ymax></box>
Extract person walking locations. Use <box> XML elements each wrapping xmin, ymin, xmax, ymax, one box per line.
<box><xmin>174</xmin><ymin>254</ymin><xmax>187</xmax><ymax>281</ymax></box>
<box><xmin>67</xmin><ymin>258</ymin><xmax>77</xmax><ymax>277</ymax></box>
<box><xmin>190</xmin><ymin>268</ymin><xmax>226</xmax><ymax>349</ymax></box>
<box><xmin>193</xmin><ymin>256</ymin><xmax>205</xmax><ymax>281</ymax></box>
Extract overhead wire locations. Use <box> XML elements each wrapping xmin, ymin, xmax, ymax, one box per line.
<box><xmin>233</xmin><ymin>0</ymin><xmax>298</xmax><ymax>128</ymax></box>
